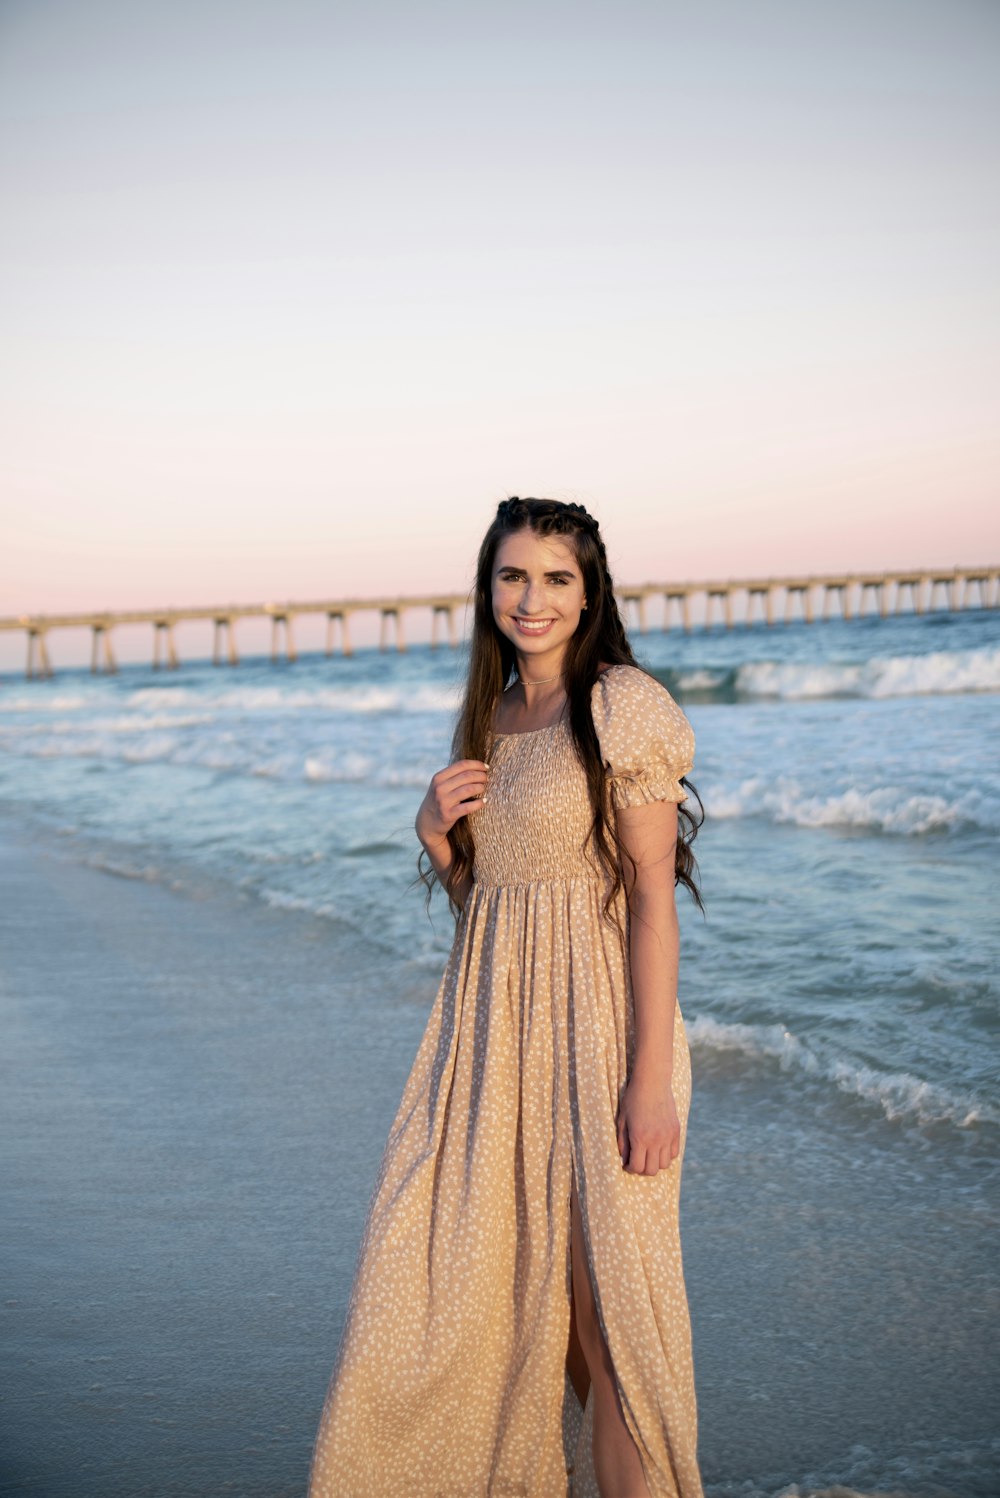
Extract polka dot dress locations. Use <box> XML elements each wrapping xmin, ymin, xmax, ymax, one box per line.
<box><xmin>307</xmin><ymin>665</ymin><xmax>704</xmax><ymax>1498</ymax></box>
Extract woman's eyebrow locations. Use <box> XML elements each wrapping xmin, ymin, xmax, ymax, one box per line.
<box><xmin>498</xmin><ymin>567</ymin><xmax>578</xmax><ymax>578</ymax></box>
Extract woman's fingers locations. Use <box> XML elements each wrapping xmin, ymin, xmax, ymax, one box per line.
<box><xmin>435</xmin><ymin>759</ymin><xmax>490</xmax><ymax>788</ymax></box>
<box><xmin>447</xmin><ymin>772</ymin><xmax>489</xmax><ymax>801</ymax></box>
<box><xmin>625</xmin><ymin>1142</ymin><xmax>647</xmax><ymax>1175</ymax></box>
<box><xmin>623</xmin><ymin>1135</ymin><xmax>680</xmax><ymax>1177</ymax></box>
<box><xmin>436</xmin><ymin>762</ymin><xmax>489</xmax><ymax>801</ymax></box>
<box><xmin>449</xmin><ymin>796</ymin><xmax>485</xmax><ymax>820</ymax></box>
<box><xmin>428</xmin><ymin>760</ymin><xmax>490</xmax><ymax>826</ymax></box>
<box><xmin>442</xmin><ymin>779</ymin><xmax>488</xmax><ymax>816</ymax></box>
<box><xmin>618</xmin><ymin>1073</ymin><xmax>683</xmax><ymax>1180</ymax></box>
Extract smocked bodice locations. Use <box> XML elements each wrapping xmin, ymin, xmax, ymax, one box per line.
<box><xmin>470</xmin><ymin>721</ymin><xmax>595</xmax><ymax>888</ymax></box>
<box><xmin>467</xmin><ymin>665</ymin><xmax>696</xmax><ymax>892</ymax></box>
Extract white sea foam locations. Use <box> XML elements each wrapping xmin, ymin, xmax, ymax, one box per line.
<box><xmin>16</xmin><ymin>735</ymin><xmax>112</xmax><ymax>760</ymax></box>
<box><xmin>120</xmin><ymin>735</ymin><xmax>184</xmax><ymax>763</ymax></box>
<box><xmin>304</xmin><ymin>752</ymin><xmax>374</xmax><ymax>783</ymax></box>
<box><xmin>105</xmin><ymin>711</ymin><xmax>214</xmax><ymax>731</ymax></box>
<box><xmin>708</xmin><ymin>776</ymin><xmax>996</xmax><ymax>835</ymax></box>
<box><xmin>737</xmin><ymin>645</ymin><xmax>1000</xmax><ymax>700</ymax></box>
<box><xmin>685</xmin><ymin>1015</ymin><xmax>998</xmax><ymax>1129</ymax></box>
<box><xmin>80</xmin><ymin>852</ymin><xmax>163</xmax><ymax>884</ymax></box>
<box><xmin>744</xmin><ymin>1434</ymin><xmax>1000</xmax><ymax>1498</ymax></box>
<box><xmin>1</xmin><ymin>681</ymin><xmax>459</xmax><ymax>718</ymax></box>
<box><xmin>302</xmin><ymin>754</ymin><xmax>430</xmax><ymax>787</ymax></box>
<box><xmin>0</xmin><ymin>727</ymin><xmax>437</xmax><ymax>787</ymax></box>
<box><xmin>675</xmin><ymin>669</ymin><xmax>728</xmax><ymax>691</ymax></box>
<box><xmin>123</xmin><ymin>683</ymin><xmax>462</xmax><ymax>715</ymax></box>
<box><xmin>0</xmin><ymin>694</ymin><xmax>90</xmax><ymax>713</ymax></box>
<box><xmin>257</xmin><ymin>886</ymin><xmax>337</xmax><ymax>917</ymax></box>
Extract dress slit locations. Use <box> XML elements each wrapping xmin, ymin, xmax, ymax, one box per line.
<box><xmin>566</xmin><ymin>1146</ymin><xmax>658</xmax><ymax>1498</ymax></box>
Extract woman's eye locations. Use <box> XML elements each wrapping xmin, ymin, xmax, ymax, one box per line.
<box><xmin>499</xmin><ymin>574</ymin><xmax>571</xmax><ymax>584</ymax></box>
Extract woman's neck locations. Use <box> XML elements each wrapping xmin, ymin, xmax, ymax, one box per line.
<box><xmin>514</xmin><ymin>647</ymin><xmax>567</xmax><ymax>690</ymax></box>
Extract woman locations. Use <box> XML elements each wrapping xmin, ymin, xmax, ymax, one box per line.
<box><xmin>308</xmin><ymin>498</ymin><xmax>705</xmax><ymax>1498</ymax></box>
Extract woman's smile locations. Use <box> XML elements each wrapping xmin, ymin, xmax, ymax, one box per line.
<box><xmin>513</xmin><ymin>616</ymin><xmax>557</xmax><ymax>634</ymax></box>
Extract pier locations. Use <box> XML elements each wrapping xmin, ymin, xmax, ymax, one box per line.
<box><xmin>2</xmin><ymin>566</ymin><xmax>996</xmax><ymax>679</ymax></box>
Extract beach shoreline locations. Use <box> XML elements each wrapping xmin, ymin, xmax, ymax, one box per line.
<box><xmin>1</xmin><ymin>825</ymin><xmax>997</xmax><ymax>1497</ymax></box>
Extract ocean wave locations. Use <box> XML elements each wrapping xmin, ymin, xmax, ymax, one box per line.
<box><xmin>706</xmin><ymin>1433</ymin><xmax>1000</xmax><ymax>1498</ymax></box>
<box><xmin>257</xmin><ymin>886</ymin><xmax>339</xmax><ymax>917</ymax></box>
<box><xmin>685</xmin><ymin>1015</ymin><xmax>998</xmax><ymax>1130</ymax></box>
<box><xmin>674</xmin><ymin>669</ymin><xmax>730</xmax><ymax>691</ymax></box>
<box><xmin>0</xmin><ymin>730</ymin><xmax>433</xmax><ymax>787</ymax></box>
<box><xmin>4</xmin><ymin>650</ymin><xmax>993</xmax><ymax>724</ymax></box>
<box><xmin>0</xmin><ymin>693</ymin><xmax>90</xmax><ymax>713</ymax></box>
<box><xmin>736</xmin><ymin>645</ymin><xmax>1000</xmax><ymax>700</ymax></box>
<box><xmin>304</xmin><ymin>752</ymin><xmax>374</xmax><ymax>783</ymax></box>
<box><xmin>66</xmin><ymin>711</ymin><xmax>213</xmax><ymax>732</ymax></box>
<box><xmin>0</xmin><ymin>681</ymin><xmax>459</xmax><ymax>718</ymax></box>
<box><xmin>300</xmin><ymin>755</ymin><xmax>428</xmax><ymax>788</ymax></box>
<box><xmin>80</xmin><ymin>852</ymin><xmax>165</xmax><ymax>884</ymax></box>
<box><xmin>708</xmin><ymin>777</ymin><xmax>997</xmax><ymax>835</ymax></box>
<box><xmin>123</xmin><ymin>683</ymin><xmax>462</xmax><ymax>715</ymax></box>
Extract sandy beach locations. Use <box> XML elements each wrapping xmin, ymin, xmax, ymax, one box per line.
<box><xmin>1</xmin><ymin>824</ymin><xmax>996</xmax><ymax>1496</ymax></box>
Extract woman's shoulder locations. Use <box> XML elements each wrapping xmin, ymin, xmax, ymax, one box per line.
<box><xmin>590</xmin><ymin>662</ymin><xmax>695</xmax><ymax>781</ymax></box>
<box><xmin>593</xmin><ymin>661</ymin><xmax>656</xmax><ymax>689</ymax></box>
<box><xmin>591</xmin><ymin>662</ymin><xmax>685</xmax><ymax>717</ymax></box>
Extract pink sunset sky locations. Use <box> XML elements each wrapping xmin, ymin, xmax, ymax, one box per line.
<box><xmin>1</xmin><ymin>0</ymin><xmax>998</xmax><ymax>667</ymax></box>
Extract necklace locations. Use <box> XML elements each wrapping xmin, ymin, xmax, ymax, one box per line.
<box><xmin>517</xmin><ymin>669</ymin><xmax>565</xmax><ymax>685</ymax></box>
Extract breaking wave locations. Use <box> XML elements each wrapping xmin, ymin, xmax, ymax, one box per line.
<box><xmin>686</xmin><ymin>1015</ymin><xmax>997</xmax><ymax>1131</ymax></box>
<box><xmin>733</xmin><ymin>645</ymin><xmax>1000</xmax><ymax>701</ymax></box>
<box><xmin>708</xmin><ymin>777</ymin><xmax>997</xmax><ymax>835</ymax></box>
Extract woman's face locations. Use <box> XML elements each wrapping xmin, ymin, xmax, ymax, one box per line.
<box><xmin>491</xmin><ymin>528</ymin><xmax>587</xmax><ymax>668</ymax></box>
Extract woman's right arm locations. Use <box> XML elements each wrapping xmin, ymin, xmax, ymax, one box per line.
<box><xmin>415</xmin><ymin>758</ymin><xmax>490</xmax><ymax>904</ymax></box>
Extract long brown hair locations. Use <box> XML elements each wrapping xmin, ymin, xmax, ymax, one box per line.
<box><xmin>419</xmin><ymin>497</ymin><xmax>704</xmax><ymax>922</ymax></box>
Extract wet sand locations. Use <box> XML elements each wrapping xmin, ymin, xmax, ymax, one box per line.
<box><xmin>1</xmin><ymin>830</ymin><xmax>996</xmax><ymax>1497</ymax></box>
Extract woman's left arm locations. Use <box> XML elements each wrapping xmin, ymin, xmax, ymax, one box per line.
<box><xmin>614</xmin><ymin>798</ymin><xmax>682</xmax><ymax>1178</ymax></box>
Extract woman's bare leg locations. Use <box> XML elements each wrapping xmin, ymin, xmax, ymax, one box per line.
<box><xmin>570</xmin><ymin>1171</ymin><xmax>651</xmax><ymax>1498</ymax></box>
<box><xmin>566</xmin><ymin>1272</ymin><xmax>591</xmax><ymax>1408</ymax></box>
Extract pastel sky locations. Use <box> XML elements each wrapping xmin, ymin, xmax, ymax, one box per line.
<box><xmin>1</xmin><ymin>0</ymin><xmax>998</xmax><ymax>665</ymax></box>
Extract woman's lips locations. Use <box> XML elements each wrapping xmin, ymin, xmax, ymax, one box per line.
<box><xmin>513</xmin><ymin>617</ymin><xmax>556</xmax><ymax>634</ymax></box>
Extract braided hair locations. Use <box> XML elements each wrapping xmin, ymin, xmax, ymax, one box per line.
<box><xmin>419</xmin><ymin>496</ymin><xmax>704</xmax><ymax>924</ymax></box>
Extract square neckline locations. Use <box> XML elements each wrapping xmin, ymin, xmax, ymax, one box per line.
<box><xmin>490</xmin><ymin>665</ymin><xmax>628</xmax><ymax>738</ymax></box>
<box><xmin>490</xmin><ymin>719</ymin><xmax>566</xmax><ymax>740</ymax></box>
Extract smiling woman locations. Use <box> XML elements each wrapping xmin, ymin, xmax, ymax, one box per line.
<box><xmin>307</xmin><ymin>497</ymin><xmax>706</xmax><ymax>1498</ymax></box>
<box><xmin>492</xmin><ymin>528</ymin><xmax>590</xmax><ymax>731</ymax></box>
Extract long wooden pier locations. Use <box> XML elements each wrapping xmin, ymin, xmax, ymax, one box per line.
<box><xmin>1</xmin><ymin>565</ymin><xmax>996</xmax><ymax>679</ymax></box>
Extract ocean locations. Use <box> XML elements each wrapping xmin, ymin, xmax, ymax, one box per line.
<box><xmin>1</xmin><ymin>604</ymin><xmax>998</xmax><ymax>1496</ymax></box>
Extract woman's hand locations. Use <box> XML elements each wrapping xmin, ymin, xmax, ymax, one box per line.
<box><xmin>616</xmin><ymin>1064</ymin><xmax>680</xmax><ymax>1177</ymax></box>
<box><xmin>415</xmin><ymin>759</ymin><xmax>490</xmax><ymax>855</ymax></box>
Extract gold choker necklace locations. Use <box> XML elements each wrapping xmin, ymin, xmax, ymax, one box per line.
<box><xmin>516</xmin><ymin>670</ymin><xmax>564</xmax><ymax>686</ymax></box>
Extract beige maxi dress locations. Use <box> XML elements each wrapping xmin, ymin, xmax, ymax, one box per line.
<box><xmin>308</xmin><ymin>664</ymin><xmax>704</xmax><ymax>1498</ymax></box>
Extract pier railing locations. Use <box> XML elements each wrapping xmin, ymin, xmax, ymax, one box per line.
<box><xmin>1</xmin><ymin>566</ymin><xmax>996</xmax><ymax>679</ymax></box>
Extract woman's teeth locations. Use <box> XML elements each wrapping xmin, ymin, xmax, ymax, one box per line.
<box><xmin>514</xmin><ymin>618</ymin><xmax>555</xmax><ymax>633</ymax></box>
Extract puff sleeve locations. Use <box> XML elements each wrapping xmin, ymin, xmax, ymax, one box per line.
<box><xmin>591</xmin><ymin>665</ymin><xmax>695</xmax><ymax>811</ymax></box>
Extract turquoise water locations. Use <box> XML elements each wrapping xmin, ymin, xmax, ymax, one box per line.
<box><xmin>2</xmin><ymin>608</ymin><xmax>997</xmax><ymax>1146</ymax></box>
